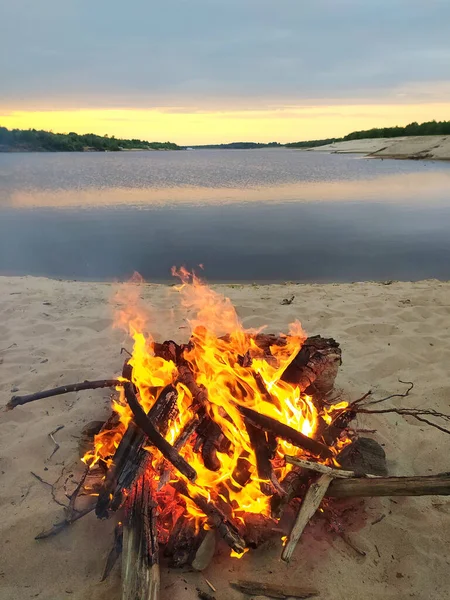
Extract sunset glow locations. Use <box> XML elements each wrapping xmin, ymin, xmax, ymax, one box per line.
<box><xmin>2</xmin><ymin>102</ymin><xmax>450</xmax><ymax>145</ymax></box>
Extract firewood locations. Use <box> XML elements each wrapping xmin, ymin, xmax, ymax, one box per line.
<box><xmin>158</xmin><ymin>415</ymin><xmax>201</xmax><ymax>491</ymax></box>
<box><xmin>236</xmin><ymin>404</ymin><xmax>332</xmax><ymax>459</ymax></box>
<box><xmin>280</xmin><ymin>335</ymin><xmax>341</xmax><ymax>396</ymax></box>
<box><xmin>230</xmin><ymin>580</ymin><xmax>318</xmax><ymax>599</ymax></box>
<box><xmin>282</xmin><ymin>474</ymin><xmax>333</xmax><ymax>562</ymax></box>
<box><xmin>244</xmin><ymin>419</ymin><xmax>282</xmax><ymax>495</ymax></box>
<box><xmin>337</xmin><ymin>437</ymin><xmax>388</xmax><ymax>476</ymax></box>
<box><xmin>173</xmin><ymin>481</ymin><xmax>246</xmax><ymax>553</ymax></box>
<box><xmin>123</xmin><ymin>382</ymin><xmax>196</xmax><ymax>482</ymax></box>
<box><xmin>240</xmin><ymin>513</ymin><xmax>282</xmax><ymax>549</ymax></box>
<box><xmin>122</xmin><ymin>475</ymin><xmax>160</xmax><ymax>600</ymax></box>
<box><xmin>98</xmin><ymin>384</ymin><xmax>181</xmax><ymax>515</ymax></box>
<box><xmin>165</xmin><ymin>518</ymin><xmax>216</xmax><ymax>570</ymax></box>
<box><xmin>284</xmin><ymin>455</ymin><xmax>379</xmax><ymax>479</ymax></box>
<box><xmin>231</xmin><ymin>451</ymin><xmax>252</xmax><ymax>489</ymax></box>
<box><xmin>271</xmin><ymin>467</ymin><xmax>307</xmax><ymax>519</ymax></box>
<box><xmin>326</xmin><ymin>473</ymin><xmax>450</xmax><ymax>498</ymax></box>
<box><xmin>96</xmin><ymin>422</ymin><xmax>143</xmax><ymax>518</ymax></box>
<box><xmin>197</xmin><ymin>418</ymin><xmax>229</xmax><ymax>472</ymax></box>
<box><xmin>191</xmin><ymin>529</ymin><xmax>216</xmax><ymax>571</ymax></box>
<box><xmin>8</xmin><ymin>379</ymin><xmax>122</xmax><ymax>409</ymax></box>
<box><xmin>176</xmin><ymin>364</ymin><xmax>208</xmax><ymax>408</ymax></box>
<box><xmin>164</xmin><ymin>517</ymin><xmax>197</xmax><ymax>568</ymax></box>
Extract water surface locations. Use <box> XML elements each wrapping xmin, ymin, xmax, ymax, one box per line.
<box><xmin>1</xmin><ymin>149</ymin><xmax>449</xmax><ymax>282</ymax></box>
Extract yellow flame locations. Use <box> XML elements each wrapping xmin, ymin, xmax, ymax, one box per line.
<box><xmin>82</xmin><ymin>269</ymin><xmax>349</xmax><ymax>526</ymax></box>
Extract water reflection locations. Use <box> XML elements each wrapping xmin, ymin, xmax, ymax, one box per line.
<box><xmin>0</xmin><ymin>150</ymin><xmax>450</xmax><ymax>282</ymax></box>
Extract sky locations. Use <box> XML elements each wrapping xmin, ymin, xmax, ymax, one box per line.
<box><xmin>1</xmin><ymin>0</ymin><xmax>450</xmax><ymax>144</ymax></box>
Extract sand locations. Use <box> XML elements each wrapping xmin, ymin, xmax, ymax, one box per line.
<box><xmin>1</xmin><ymin>276</ymin><xmax>450</xmax><ymax>600</ymax></box>
<box><xmin>310</xmin><ymin>135</ymin><xmax>450</xmax><ymax>160</ymax></box>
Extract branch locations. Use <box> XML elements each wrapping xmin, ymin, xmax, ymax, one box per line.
<box><xmin>281</xmin><ymin>474</ymin><xmax>333</xmax><ymax>562</ymax></box>
<box><xmin>355</xmin><ymin>407</ymin><xmax>450</xmax><ymax>435</ymax></box>
<box><xmin>284</xmin><ymin>455</ymin><xmax>378</xmax><ymax>479</ymax></box>
<box><xmin>364</xmin><ymin>380</ymin><xmax>414</xmax><ymax>406</ymax></box>
<box><xmin>7</xmin><ymin>379</ymin><xmax>123</xmax><ymax>409</ymax></box>
<box><xmin>236</xmin><ymin>404</ymin><xmax>333</xmax><ymax>459</ymax></box>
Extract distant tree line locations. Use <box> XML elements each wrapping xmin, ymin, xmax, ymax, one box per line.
<box><xmin>284</xmin><ymin>138</ymin><xmax>337</xmax><ymax>148</ymax></box>
<box><xmin>0</xmin><ymin>126</ymin><xmax>181</xmax><ymax>152</ymax></box>
<box><xmin>343</xmin><ymin>120</ymin><xmax>450</xmax><ymax>141</ymax></box>
<box><xmin>190</xmin><ymin>141</ymin><xmax>282</xmax><ymax>149</ymax></box>
<box><xmin>285</xmin><ymin>120</ymin><xmax>450</xmax><ymax>148</ymax></box>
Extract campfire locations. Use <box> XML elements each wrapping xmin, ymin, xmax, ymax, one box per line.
<box><xmin>8</xmin><ymin>269</ymin><xmax>450</xmax><ymax>600</ymax></box>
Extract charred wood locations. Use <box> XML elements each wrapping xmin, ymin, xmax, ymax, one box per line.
<box><xmin>8</xmin><ymin>379</ymin><xmax>122</xmax><ymax>409</ymax></box>
<box><xmin>123</xmin><ymin>382</ymin><xmax>196</xmax><ymax>482</ymax></box>
<box><xmin>173</xmin><ymin>481</ymin><xmax>246</xmax><ymax>554</ymax></box>
<box><xmin>122</xmin><ymin>475</ymin><xmax>160</xmax><ymax>600</ymax></box>
<box><xmin>244</xmin><ymin>419</ymin><xmax>282</xmax><ymax>496</ymax></box>
<box><xmin>237</xmin><ymin>404</ymin><xmax>333</xmax><ymax>459</ymax></box>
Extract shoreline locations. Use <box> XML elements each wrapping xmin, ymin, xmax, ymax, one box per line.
<box><xmin>2</xmin><ymin>274</ymin><xmax>450</xmax><ymax>287</ymax></box>
<box><xmin>309</xmin><ymin>134</ymin><xmax>450</xmax><ymax>161</ymax></box>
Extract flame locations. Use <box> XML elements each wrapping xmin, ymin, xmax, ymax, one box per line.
<box><xmin>83</xmin><ymin>268</ymin><xmax>348</xmax><ymax>529</ymax></box>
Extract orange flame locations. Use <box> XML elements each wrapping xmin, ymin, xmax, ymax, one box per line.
<box><xmin>83</xmin><ymin>269</ymin><xmax>348</xmax><ymax>526</ymax></box>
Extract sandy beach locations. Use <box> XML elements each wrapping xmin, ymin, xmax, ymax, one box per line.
<box><xmin>1</xmin><ymin>276</ymin><xmax>450</xmax><ymax>600</ymax></box>
<box><xmin>310</xmin><ymin>135</ymin><xmax>450</xmax><ymax>160</ymax></box>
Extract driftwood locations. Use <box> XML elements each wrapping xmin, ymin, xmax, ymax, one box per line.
<box><xmin>326</xmin><ymin>474</ymin><xmax>450</xmax><ymax>498</ymax></box>
<box><xmin>271</xmin><ymin>467</ymin><xmax>307</xmax><ymax>519</ymax></box>
<box><xmin>230</xmin><ymin>580</ymin><xmax>318</xmax><ymax>599</ymax></box>
<box><xmin>282</xmin><ymin>474</ymin><xmax>333</xmax><ymax>562</ymax></box>
<box><xmin>123</xmin><ymin>382</ymin><xmax>196</xmax><ymax>482</ymax></box>
<box><xmin>237</xmin><ymin>404</ymin><xmax>332</xmax><ymax>459</ymax></box>
<box><xmin>122</xmin><ymin>475</ymin><xmax>160</xmax><ymax>600</ymax></box>
<box><xmin>7</xmin><ymin>379</ymin><xmax>122</xmax><ymax>409</ymax></box>
<box><xmin>284</xmin><ymin>455</ymin><xmax>378</xmax><ymax>479</ymax></box>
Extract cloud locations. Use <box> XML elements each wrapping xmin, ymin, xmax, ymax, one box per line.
<box><xmin>1</xmin><ymin>0</ymin><xmax>450</xmax><ymax>110</ymax></box>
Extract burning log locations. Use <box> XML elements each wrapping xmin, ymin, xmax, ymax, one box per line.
<box><xmin>271</xmin><ymin>467</ymin><xmax>307</xmax><ymax>520</ymax></box>
<box><xmin>158</xmin><ymin>415</ymin><xmax>201</xmax><ymax>491</ymax></box>
<box><xmin>98</xmin><ymin>383</ymin><xmax>181</xmax><ymax>516</ymax></box>
<box><xmin>164</xmin><ymin>518</ymin><xmax>216</xmax><ymax>570</ymax></box>
<box><xmin>280</xmin><ymin>335</ymin><xmax>341</xmax><ymax>396</ymax></box>
<box><xmin>197</xmin><ymin>418</ymin><xmax>230</xmax><ymax>472</ymax></box>
<box><xmin>96</xmin><ymin>422</ymin><xmax>143</xmax><ymax>518</ymax></box>
<box><xmin>123</xmin><ymin>382</ymin><xmax>196</xmax><ymax>482</ymax></box>
<box><xmin>237</xmin><ymin>404</ymin><xmax>333</xmax><ymax>459</ymax></box>
<box><xmin>173</xmin><ymin>481</ymin><xmax>246</xmax><ymax>554</ymax></box>
<box><xmin>122</xmin><ymin>474</ymin><xmax>160</xmax><ymax>600</ymax></box>
<box><xmin>244</xmin><ymin>419</ymin><xmax>283</xmax><ymax>495</ymax></box>
<box><xmin>240</xmin><ymin>513</ymin><xmax>282</xmax><ymax>549</ymax></box>
<box><xmin>231</xmin><ymin>451</ymin><xmax>252</xmax><ymax>489</ymax></box>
